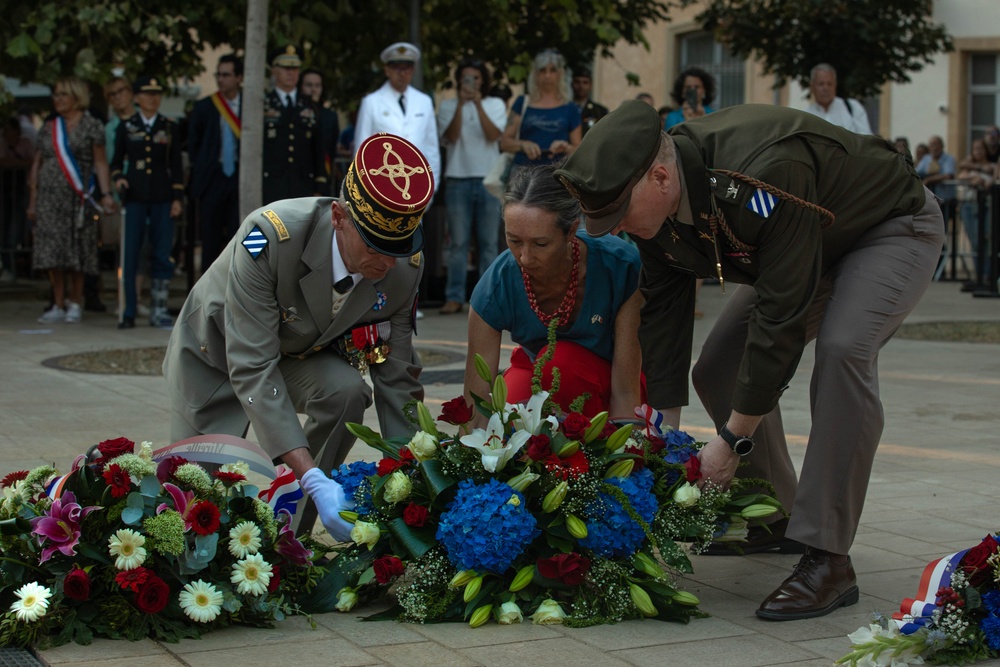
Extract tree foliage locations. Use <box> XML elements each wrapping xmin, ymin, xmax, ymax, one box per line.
<box><xmin>695</xmin><ymin>0</ymin><xmax>953</xmax><ymax>99</ymax></box>
<box><xmin>2</xmin><ymin>0</ymin><xmax>677</xmax><ymax>109</ymax></box>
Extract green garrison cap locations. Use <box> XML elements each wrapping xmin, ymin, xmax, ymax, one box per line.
<box><xmin>554</xmin><ymin>99</ymin><xmax>662</xmax><ymax>236</ymax></box>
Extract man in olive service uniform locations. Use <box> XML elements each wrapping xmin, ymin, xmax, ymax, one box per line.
<box><xmin>163</xmin><ymin>133</ymin><xmax>433</xmax><ymax>538</ymax></box>
<box><xmin>555</xmin><ymin>101</ymin><xmax>944</xmax><ymax>621</ymax></box>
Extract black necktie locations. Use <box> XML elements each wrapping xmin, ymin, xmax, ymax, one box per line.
<box><xmin>333</xmin><ymin>275</ymin><xmax>354</xmax><ymax>294</ymax></box>
<box><xmin>398</xmin><ymin>94</ymin><xmax>406</xmax><ymax>114</ymax></box>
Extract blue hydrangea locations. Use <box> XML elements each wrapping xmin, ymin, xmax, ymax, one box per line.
<box><xmin>983</xmin><ymin>589</ymin><xmax>1000</xmax><ymax>615</ymax></box>
<box><xmin>330</xmin><ymin>461</ymin><xmax>377</xmax><ymax>512</ymax></box>
<box><xmin>436</xmin><ymin>478</ymin><xmax>540</xmax><ymax>574</ymax></box>
<box><xmin>661</xmin><ymin>429</ymin><xmax>698</xmax><ymax>464</ymax></box>
<box><xmin>981</xmin><ymin>613</ymin><xmax>1000</xmax><ymax>651</ymax></box>
<box><xmin>580</xmin><ymin>468</ymin><xmax>658</xmax><ymax>558</ymax></box>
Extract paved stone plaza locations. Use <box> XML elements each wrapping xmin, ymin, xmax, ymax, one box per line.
<box><xmin>1</xmin><ymin>280</ymin><xmax>998</xmax><ymax>667</ymax></box>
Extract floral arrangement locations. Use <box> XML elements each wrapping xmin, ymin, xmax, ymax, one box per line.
<box><xmin>304</xmin><ymin>355</ymin><xmax>781</xmax><ymax>627</ymax></box>
<box><xmin>838</xmin><ymin>533</ymin><xmax>1000</xmax><ymax>666</ymax></box>
<box><xmin>0</xmin><ymin>438</ymin><xmax>326</xmax><ymax>648</ymax></box>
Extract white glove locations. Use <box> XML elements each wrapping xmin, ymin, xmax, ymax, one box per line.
<box><xmin>300</xmin><ymin>468</ymin><xmax>354</xmax><ymax>542</ymax></box>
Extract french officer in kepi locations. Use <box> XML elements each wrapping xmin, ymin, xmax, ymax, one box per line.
<box><xmin>262</xmin><ymin>44</ymin><xmax>327</xmax><ymax>204</ymax></box>
<box><xmin>555</xmin><ymin>100</ymin><xmax>944</xmax><ymax>622</ymax></box>
<box><xmin>163</xmin><ymin>133</ymin><xmax>432</xmax><ymax>538</ymax></box>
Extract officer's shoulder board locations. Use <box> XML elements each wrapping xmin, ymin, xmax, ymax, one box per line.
<box><xmin>409</xmin><ymin>252</ymin><xmax>422</xmax><ymax>268</ymax></box>
<box><xmin>261</xmin><ymin>209</ymin><xmax>291</xmax><ymax>241</ymax></box>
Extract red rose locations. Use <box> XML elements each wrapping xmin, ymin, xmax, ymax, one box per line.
<box><xmin>156</xmin><ymin>455</ymin><xmax>188</xmax><ymax>482</ymax></box>
<box><xmin>561</xmin><ymin>413</ymin><xmax>590</xmax><ymax>440</ymax></box>
<box><xmin>398</xmin><ymin>448</ymin><xmax>416</xmax><ymax>463</ymax></box>
<box><xmin>96</xmin><ymin>437</ymin><xmax>135</xmax><ymax>461</ymax></box>
<box><xmin>189</xmin><ymin>500</ymin><xmax>221</xmax><ymax>536</ymax></box>
<box><xmin>624</xmin><ymin>444</ymin><xmax>646</xmax><ymax>471</ymax></box>
<box><xmin>537</xmin><ymin>552</ymin><xmax>591</xmax><ymax>586</ymax></box>
<box><xmin>377</xmin><ymin>457</ymin><xmax>403</xmax><ymax>476</ymax></box>
<box><xmin>600</xmin><ymin>422</ymin><xmax>617</xmax><ymax>439</ymax></box>
<box><xmin>960</xmin><ymin>535</ymin><xmax>999</xmax><ymax>586</ymax></box>
<box><xmin>543</xmin><ymin>450</ymin><xmax>590</xmax><ymax>481</ymax></box>
<box><xmin>135</xmin><ymin>575</ymin><xmax>170</xmax><ymax>614</ymax></box>
<box><xmin>683</xmin><ymin>455</ymin><xmax>702</xmax><ymax>482</ymax></box>
<box><xmin>439</xmin><ymin>397</ymin><xmax>474</xmax><ymax>425</ymax></box>
<box><xmin>402</xmin><ymin>502</ymin><xmax>430</xmax><ymax>527</ymax></box>
<box><xmin>526</xmin><ymin>434</ymin><xmax>552</xmax><ymax>461</ymax></box>
<box><xmin>103</xmin><ymin>463</ymin><xmax>132</xmax><ymax>498</ymax></box>
<box><xmin>63</xmin><ymin>567</ymin><xmax>91</xmax><ymax>601</ymax></box>
<box><xmin>373</xmin><ymin>555</ymin><xmax>405</xmax><ymax>584</ymax></box>
<box><xmin>116</xmin><ymin>566</ymin><xmax>151</xmax><ymax>592</ymax></box>
<box><xmin>268</xmin><ymin>565</ymin><xmax>281</xmax><ymax>593</ymax></box>
<box><xmin>647</xmin><ymin>436</ymin><xmax>665</xmax><ymax>455</ymax></box>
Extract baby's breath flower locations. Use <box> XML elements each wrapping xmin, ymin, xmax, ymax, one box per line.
<box><xmin>174</xmin><ymin>464</ymin><xmax>213</xmax><ymax>493</ymax></box>
<box><xmin>143</xmin><ymin>509</ymin><xmax>186</xmax><ymax>555</ymax></box>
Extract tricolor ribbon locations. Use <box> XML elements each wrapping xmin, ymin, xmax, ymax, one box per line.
<box><xmin>892</xmin><ymin>549</ymin><xmax>969</xmax><ymax>634</ymax></box>
<box><xmin>52</xmin><ymin>117</ymin><xmax>103</xmax><ymax>215</ymax></box>
<box><xmin>257</xmin><ymin>464</ymin><xmax>303</xmax><ymax>516</ymax></box>
<box><xmin>635</xmin><ymin>404</ymin><xmax>665</xmax><ymax>437</ymax></box>
<box><xmin>210</xmin><ymin>92</ymin><xmax>241</xmax><ymax>139</ymax></box>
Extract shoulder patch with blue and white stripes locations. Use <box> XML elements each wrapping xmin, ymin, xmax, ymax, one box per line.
<box><xmin>746</xmin><ymin>188</ymin><xmax>778</xmax><ymax>219</ymax></box>
<box><xmin>242</xmin><ymin>225</ymin><xmax>268</xmax><ymax>259</ymax></box>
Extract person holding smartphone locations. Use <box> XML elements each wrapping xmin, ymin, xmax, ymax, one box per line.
<box><xmin>663</xmin><ymin>67</ymin><xmax>716</xmax><ymax>130</ymax></box>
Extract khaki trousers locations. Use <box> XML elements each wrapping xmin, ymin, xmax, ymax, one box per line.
<box><xmin>691</xmin><ymin>189</ymin><xmax>944</xmax><ymax>555</ymax></box>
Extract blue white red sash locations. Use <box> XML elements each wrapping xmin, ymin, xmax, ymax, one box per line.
<box><xmin>52</xmin><ymin>116</ymin><xmax>102</xmax><ymax>214</ymax></box>
<box><xmin>892</xmin><ymin>549</ymin><xmax>969</xmax><ymax>634</ymax></box>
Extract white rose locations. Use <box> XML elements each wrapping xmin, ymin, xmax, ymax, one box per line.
<box><xmin>350</xmin><ymin>520</ymin><xmax>381</xmax><ymax>550</ymax></box>
<box><xmin>406</xmin><ymin>431</ymin><xmax>438</xmax><ymax>461</ymax></box>
<box><xmin>672</xmin><ymin>482</ymin><xmax>701</xmax><ymax>507</ymax></box>
<box><xmin>530</xmin><ymin>599</ymin><xmax>567</xmax><ymax>625</ymax></box>
<box><xmin>383</xmin><ymin>471</ymin><xmax>412</xmax><ymax>503</ymax></box>
<box><xmin>496</xmin><ymin>601</ymin><xmax>523</xmax><ymax>625</ymax></box>
<box><xmin>335</xmin><ymin>587</ymin><xmax>359</xmax><ymax>612</ymax></box>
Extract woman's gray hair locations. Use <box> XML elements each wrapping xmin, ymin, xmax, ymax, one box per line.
<box><xmin>503</xmin><ymin>164</ymin><xmax>580</xmax><ymax>234</ymax></box>
<box><xmin>527</xmin><ymin>48</ymin><xmax>572</xmax><ymax>104</ymax></box>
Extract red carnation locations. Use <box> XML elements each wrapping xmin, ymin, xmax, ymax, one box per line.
<box><xmin>0</xmin><ymin>470</ymin><xmax>29</xmax><ymax>489</ymax></box>
<box><xmin>189</xmin><ymin>500</ymin><xmax>222</xmax><ymax>536</ymax></box>
<box><xmin>63</xmin><ymin>567</ymin><xmax>91</xmax><ymax>601</ymax></box>
<box><xmin>561</xmin><ymin>413</ymin><xmax>590</xmax><ymax>440</ymax></box>
<box><xmin>135</xmin><ymin>575</ymin><xmax>170</xmax><ymax>614</ymax></box>
<box><xmin>115</xmin><ymin>566</ymin><xmax>152</xmax><ymax>593</ymax></box>
<box><xmin>402</xmin><ymin>502</ymin><xmax>430</xmax><ymax>527</ymax></box>
<box><xmin>213</xmin><ymin>470</ymin><xmax>247</xmax><ymax>486</ymax></box>
<box><xmin>96</xmin><ymin>437</ymin><xmax>135</xmax><ymax>461</ymax></box>
<box><xmin>537</xmin><ymin>552</ymin><xmax>591</xmax><ymax>586</ymax></box>
<box><xmin>960</xmin><ymin>535</ymin><xmax>999</xmax><ymax>586</ymax></box>
<box><xmin>647</xmin><ymin>436</ymin><xmax>665</xmax><ymax>455</ymax></box>
<box><xmin>544</xmin><ymin>450</ymin><xmax>590</xmax><ymax>481</ymax></box>
<box><xmin>103</xmin><ymin>463</ymin><xmax>132</xmax><ymax>498</ymax></box>
<box><xmin>373</xmin><ymin>555</ymin><xmax>406</xmax><ymax>584</ymax></box>
<box><xmin>526</xmin><ymin>434</ymin><xmax>552</xmax><ymax>461</ymax></box>
<box><xmin>438</xmin><ymin>396</ymin><xmax>474</xmax><ymax>425</ymax></box>
<box><xmin>684</xmin><ymin>455</ymin><xmax>702</xmax><ymax>482</ymax></box>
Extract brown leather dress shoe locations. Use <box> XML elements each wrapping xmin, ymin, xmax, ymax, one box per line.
<box><xmin>756</xmin><ymin>548</ymin><xmax>859</xmax><ymax>621</ymax></box>
<box><xmin>702</xmin><ymin>518</ymin><xmax>807</xmax><ymax>556</ymax></box>
<box><xmin>439</xmin><ymin>301</ymin><xmax>463</xmax><ymax>315</ymax></box>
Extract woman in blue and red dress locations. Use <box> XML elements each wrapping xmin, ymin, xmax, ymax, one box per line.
<box><xmin>463</xmin><ymin>164</ymin><xmax>643</xmax><ymax>420</ymax></box>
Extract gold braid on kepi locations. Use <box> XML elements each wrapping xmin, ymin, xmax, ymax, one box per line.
<box><xmin>345</xmin><ymin>133</ymin><xmax>433</xmax><ymax>257</ymax></box>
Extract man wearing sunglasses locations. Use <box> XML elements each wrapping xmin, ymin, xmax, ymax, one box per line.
<box><xmin>163</xmin><ymin>134</ymin><xmax>431</xmax><ymax>538</ymax></box>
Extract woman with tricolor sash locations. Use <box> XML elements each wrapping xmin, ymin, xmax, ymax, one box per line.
<box><xmin>27</xmin><ymin>75</ymin><xmax>115</xmax><ymax>325</ymax></box>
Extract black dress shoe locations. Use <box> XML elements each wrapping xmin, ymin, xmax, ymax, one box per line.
<box><xmin>701</xmin><ymin>517</ymin><xmax>807</xmax><ymax>556</ymax></box>
<box><xmin>755</xmin><ymin>548</ymin><xmax>859</xmax><ymax>621</ymax></box>
<box><xmin>118</xmin><ymin>318</ymin><xmax>135</xmax><ymax>329</ymax></box>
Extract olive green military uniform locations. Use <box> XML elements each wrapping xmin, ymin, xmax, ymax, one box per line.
<box><xmin>636</xmin><ymin>105</ymin><xmax>944</xmax><ymax>554</ymax></box>
<box><xmin>163</xmin><ymin>198</ymin><xmax>423</xmax><ymax>477</ymax></box>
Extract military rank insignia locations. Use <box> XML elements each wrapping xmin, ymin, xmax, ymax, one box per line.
<box><xmin>337</xmin><ymin>322</ymin><xmax>391</xmax><ymax>373</ymax></box>
<box><xmin>242</xmin><ymin>226</ymin><xmax>268</xmax><ymax>259</ymax></box>
<box><xmin>746</xmin><ymin>188</ymin><xmax>778</xmax><ymax>219</ymax></box>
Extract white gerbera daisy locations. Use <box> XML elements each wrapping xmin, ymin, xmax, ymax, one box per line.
<box><xmin>179</xmin><ymin>579</ymin><xmax>224</xmax><ymax>623</ymax></box>
<box><xmin>108</xmin><ymin>528</ymin><xmax>147</xmax><ymax>570</ymax></box>
<box><xmin>231</xmin><ymin>553</ymin><xmax>272</xmax><ymax>596</ymax></box>
<box><xmin>228</xmin><ymin>521</ymin><xmax>262</xmax><ymax>558</ymax></box>
<box><xmin>10</xmin><ymin>582</ymin><xmax>52</xmax><ymax>622</ymax></box>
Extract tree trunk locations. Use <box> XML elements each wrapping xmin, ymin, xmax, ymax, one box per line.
<box><xmin>239</xmin><ymin>0</ymin><xmax>268</xmax><ymax>221</ymax></box>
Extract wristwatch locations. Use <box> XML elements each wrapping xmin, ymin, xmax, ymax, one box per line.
<box><xmin>719</xmin><ymin>423</ymin><xmax>755</xmax><ymax>456</ymax></box>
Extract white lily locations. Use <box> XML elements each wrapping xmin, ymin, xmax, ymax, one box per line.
<box><xmin>510</xmin><ymin>392</ymin><xmax>559</xmax><ymax>435</ymax></box>
<box><xmin>460</xmin><ymin>413</ymin><xmax>530</xmax><ymax>472</ymax></box>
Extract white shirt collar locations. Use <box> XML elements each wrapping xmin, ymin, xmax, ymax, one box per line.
<box><xmin>140</xmin><ymin>113</ymin><xmax>158</xmax><ymax>127</ymax></box>
<box><xmin>331</xmin><ymin>229</ymin><xmax>362</xmax><ymax>286</ymax></box>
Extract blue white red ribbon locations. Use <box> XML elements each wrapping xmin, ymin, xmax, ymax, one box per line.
<box><xmin>634</xmin><ymin>404</ymin><xmax>665</xmax><ymax>437</ymax></box>
<box><xmin>52</xmin><ymin>117</ymin><xmax>102</xmax><ymax>212</ymax></box>
<box><xmin>892</xmin><ymin>549</ymin><xmax>969</xmax><ymax>634</ymax></box>
<box><xmin>257</xmin><ymin>464</ymin><xmax>303</xmax><ymax>516</ymax></box>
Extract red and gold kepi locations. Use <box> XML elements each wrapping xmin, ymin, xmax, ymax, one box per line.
<box><xmin>344</xmin><ymin>133</ymin><xmax>433</xmax><ymax>257</ymax></box>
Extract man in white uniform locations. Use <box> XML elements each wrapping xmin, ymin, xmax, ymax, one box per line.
<box><xmin>803</xmin><ymin>64</ymin><xmax>872</xmax><ymax>135</ymax></box>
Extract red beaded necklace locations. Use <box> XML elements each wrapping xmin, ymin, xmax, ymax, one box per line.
<box><xmin>522</xmin><ymin>236</ymin><xmax>581</xmax><ymax>326</ymax></box>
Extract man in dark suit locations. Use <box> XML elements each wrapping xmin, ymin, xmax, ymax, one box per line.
<box><xmin>188</xmin><ymin>54</ymin><xmax>243</xmax><ymax>274</ymax></box>
<box><xmin>110</xmin><ymin>75</ymin><xmax>184</xmax><ymax>329</ymax></box>
<box><xmin>262</xmin><ymin>45</ymin><xmax>327</xmax><ymax>204</ymax></box>
<box><xmin>571</xmin><ymin>66</ymin><xmax>608</xmax><ymax>137</ymax></box>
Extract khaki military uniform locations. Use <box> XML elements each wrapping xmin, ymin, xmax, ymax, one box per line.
<box><xmin>163</xmin><ymin>197</ymin><xmax>424</xmax><ymax>478</ymax></box>
<box><xmin>636</xmin><ymin>105</ymin><xmax>944</xmax><ymax>554</ymax></box>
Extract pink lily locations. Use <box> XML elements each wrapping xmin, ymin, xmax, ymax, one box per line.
<box><xmin>274</xmin><ymin>509</ymin><xmax>313</xmax><ymax>566</ymax></box>
<box><xmin>30</xmin><ymin>491</ymin><xmax>100</xmax><ymax>563</ymax></box>
<box><xmin>158</xmin><ymin>482</ymin><xmax>196</xmax><ymax>530</ymax></box>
